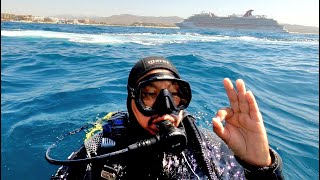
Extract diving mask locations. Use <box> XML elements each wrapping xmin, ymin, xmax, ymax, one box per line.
<box><xmin>128</xmin><ymin>73</ymin><xmax>192</xmax><ymax>116</ymax></box>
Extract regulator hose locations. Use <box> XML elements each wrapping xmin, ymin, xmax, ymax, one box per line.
<box><xmin>46</xmin><ymin>120</ymin><xmax>187</xmax><ymax>165</ymax></box>
<box><xmin>45</xmin><ymin>134</ymin><xmax>160</xmax><ymax>165</ymax></box>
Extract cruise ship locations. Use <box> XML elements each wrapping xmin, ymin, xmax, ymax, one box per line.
<box><xmin>176</xmin><ymin>10</ymin><xmax>286</xmax><ymax>32</ymax></box>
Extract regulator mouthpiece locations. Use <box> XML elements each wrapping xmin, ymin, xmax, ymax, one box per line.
<box><xmin>156</xmin><ymin>120</ymin><xmax>187</xmax><ymax>154</ymax></box>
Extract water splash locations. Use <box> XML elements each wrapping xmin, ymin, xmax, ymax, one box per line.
<box><xmin>2</xmin><ymin>29</ymin><xmax>318</xmax><ymax>45</ymax></box>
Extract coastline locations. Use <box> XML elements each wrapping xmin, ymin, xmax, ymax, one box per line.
<box><xmin>282</xmin><ymin>24</ymin><xmax>319</xmax><ymax>35</ymax></box>
<box><xmin>2</xmin><ymin>19</ymin><xmax>318</xmax><ymax>35</ymax></box>
<box><xmin>1</xmin><ymin>20</ymin><xmax>180</xmax><ymax>29</ymax></box>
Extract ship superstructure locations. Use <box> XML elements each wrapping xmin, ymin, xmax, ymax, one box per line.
<box><xmin>176</xmin><ymin>10</ymin><xmax>286</xmax><ymax>32</ymax></box>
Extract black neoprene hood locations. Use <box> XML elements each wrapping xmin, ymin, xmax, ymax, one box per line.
<box><xmin>127</xmin><ymin>56</ymin><xmax>180</xmax><ymax>88</ymax></box>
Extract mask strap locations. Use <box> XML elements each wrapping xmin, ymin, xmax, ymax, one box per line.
<box><xmin>138</xmin><ymin>72</ymin><xmax>176</xmax><ymax>83</ymax></box>
<box><xmin>127</xmin><ymin>85</ymin><xmax>135</xmax><ymax>98</ymax></box>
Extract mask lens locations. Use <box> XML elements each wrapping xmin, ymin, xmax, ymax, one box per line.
<box><xmin>136</xmin><ymin>78</ymin><xmax>191</xmax><ymax>115</ymax></box>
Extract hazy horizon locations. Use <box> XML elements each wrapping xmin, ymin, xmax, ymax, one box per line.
<box><xmin>1</xmin><ymin>0</ymin><xmax>319</xmax><ymax>27</ymax></box>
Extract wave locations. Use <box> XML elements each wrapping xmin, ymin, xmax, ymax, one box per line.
<box><xmin>1</xmin><ymin>30</ymin><xmax>318</xmax><ymax>46</ymax></box>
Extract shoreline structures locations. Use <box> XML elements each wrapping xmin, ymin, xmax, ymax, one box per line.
<box><xmin>1</xmin><ymin>20</ymin><xmax>180</xmax><ymax>29</ymax></box>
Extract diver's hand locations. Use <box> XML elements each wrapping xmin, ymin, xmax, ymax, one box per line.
<box><xmin>212</xmin><ymin>78</ymin><xmax>271</xmax><ymax>166</ymax></box>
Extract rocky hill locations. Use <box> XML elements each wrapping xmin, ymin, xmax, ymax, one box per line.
<box><xmin>281</xmin><ymin>24</ymin><xmax>319</xmax><ymax>34</ymax></box>
<box><xmin>78</xmin><ymin>14</ymin><xmax>183</xmax><ymax>26</ymax></box>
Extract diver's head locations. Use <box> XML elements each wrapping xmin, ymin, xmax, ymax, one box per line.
<box><xmin>127</xmin><ymin>56</ymin><xmax>192</xmax><ymax>135</ymax></box>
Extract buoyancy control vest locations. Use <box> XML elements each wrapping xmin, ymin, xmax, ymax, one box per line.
<box><xmin>86</xmin><ymin>111</ymin><xmax>245</xmax><ymax>180</ymax></box>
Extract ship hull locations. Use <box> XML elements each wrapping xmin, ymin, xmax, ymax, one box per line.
<box><xmin>175</xmin><ymin>16</ymin><xmax>287</xmax><ymax>33</ymax></box>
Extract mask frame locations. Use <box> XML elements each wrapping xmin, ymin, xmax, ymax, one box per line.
<box><xmin>128</xmin><ymin>73</ymin><xmax>192</xmax><ymax>116</ymax></box>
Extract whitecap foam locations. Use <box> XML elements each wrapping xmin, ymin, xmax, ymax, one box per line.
<box><xmin>1</xmin><ymin>29</ymin><xmax>318</xmax><ymax>46</ymax></box>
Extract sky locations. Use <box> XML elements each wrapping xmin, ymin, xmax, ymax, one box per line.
<box><xmin>1</xmin><ymin>0</ymin><xmax>319</xmax><ymax>27</ymax></box>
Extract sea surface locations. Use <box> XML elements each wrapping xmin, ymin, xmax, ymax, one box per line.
<box><xmin>1</xmin><ymin>21</ymin><xmax>319</xmax><ymax>180</ymax></box>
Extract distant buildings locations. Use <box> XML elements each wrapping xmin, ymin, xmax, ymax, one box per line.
<box><xmin>1</xmin><ymin>13</ymin><xmax>33</xmax><ymax>21</ymax></box>
<box><xmin>1</xmin><ymin>13</ymin><xmax>96</xmax><ymax>25</ymax></box>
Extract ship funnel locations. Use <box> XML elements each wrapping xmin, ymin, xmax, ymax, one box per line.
<box><xmin>243</xmin><ymin>10</ymin><xmax>254</xmax><ymax>17</ymax></box>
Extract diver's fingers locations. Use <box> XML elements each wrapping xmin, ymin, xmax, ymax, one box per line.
<box><xmin>213</xmin><ymin>107</ymin><xmax>233</xmax><ymax>144</ymax></box>
<box><xmin>223</xmin><ymin>78</ymin><xmax>240</xmax><ymax>113</ymax></box>
<box><xmin>212</xmin><ymin>117</ymin><xmax>229</xmax><ymax>144</ymax></box>
<box><xmin>236</xmin><ymin>79</ymin><xmax>250</xmax><ymax>114</ymax></box>
<box><xmin>215</xmin><ymin>107</ymin><xmax>234</xmax><ymax>120</ymax></box>
<box><xmin>246</xmin><ymin>91</ymin><xmax>262</xmax><ymax>122</ymax></box>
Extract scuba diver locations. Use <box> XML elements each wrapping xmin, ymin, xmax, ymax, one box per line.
<box><xmin>46</xmin><ymin>56</ymin><xmax>284</xmax><ymax>179</ymax></box>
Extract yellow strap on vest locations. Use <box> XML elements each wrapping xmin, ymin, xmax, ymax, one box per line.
<box><xmin>84</xmin><ymin>112</ymin><xmax>115</xmax><ymax>141</ymax></box>
<box><xmin>102</xmin><ymin>112</ymin><xmax>114</xmax><ymax>121</ymax></box>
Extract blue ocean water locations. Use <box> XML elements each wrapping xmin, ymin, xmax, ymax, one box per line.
<box><xmin>1</xmin><ymin>21</ymin><xmax>319</xmax><ymax>179</ymax></box>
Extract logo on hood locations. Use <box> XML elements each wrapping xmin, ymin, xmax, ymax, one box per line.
<box><xmin>147</xmin><ymin>59</ymin><xmax>170</xmax><ymax>65</ymax></box>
